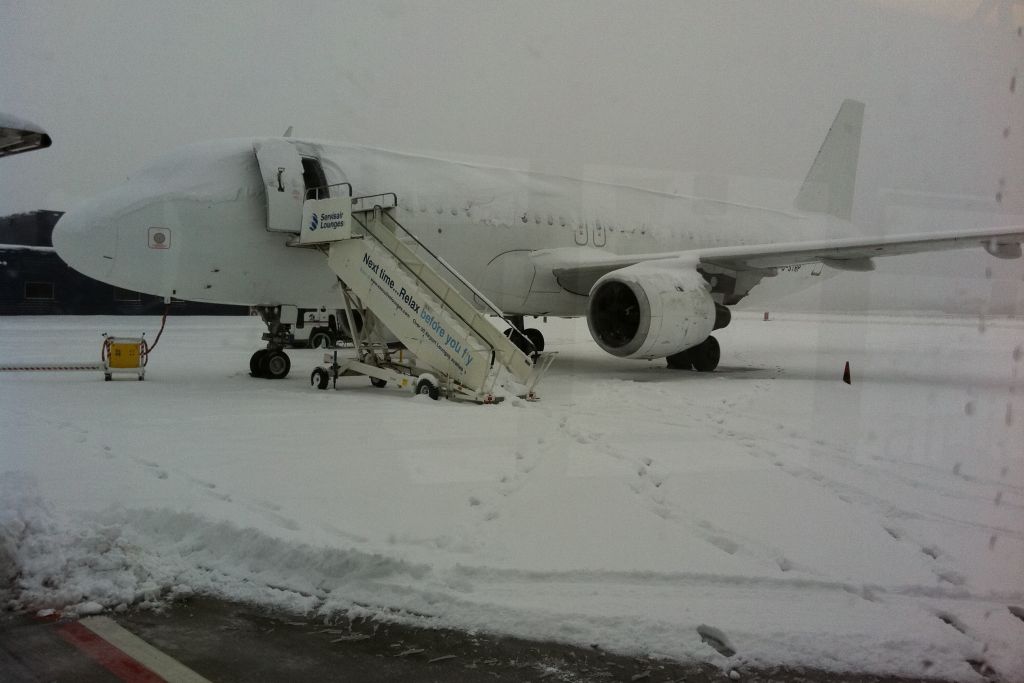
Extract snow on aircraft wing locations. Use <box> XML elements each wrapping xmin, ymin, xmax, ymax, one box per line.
<box><xmin>540</xmin><ymin>225</ymin><xmax>1024</xmax><ymax>296</ymax></box>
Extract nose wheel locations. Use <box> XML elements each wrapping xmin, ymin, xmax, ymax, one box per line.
<box><xmin>250</xmin><ymin>305</ymin><xmax>294</xmax><ymax>379</ymax></box>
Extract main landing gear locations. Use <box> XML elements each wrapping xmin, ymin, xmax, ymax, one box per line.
<box><xmin>249</xmin><ymin>305</ymin><xmax>293</xmax><ymax>380</ymax></box>
<box><xmin>503</xmin><ymin>315</ymin><xmax>545</xmax><ymax>358</ymax></box>
<box><xmin>249</xmin><ymin>348</ymin><xmax>292</xmax><ymax>379</ymax></box>
<box><xmin>665</xmin><ymin>303</ymin><xmax>730</xmax><ymax>372</ymax></box>
<box><xmin>666</xmin><ymin>336</ymin><xmax>720</xmax><ymax>372</ymax></box>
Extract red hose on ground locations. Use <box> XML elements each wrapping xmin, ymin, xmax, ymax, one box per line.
<box><xmin>141</xmin><ymin>306</ymin><xmax>170</xmax><ymax>365</ymax></box>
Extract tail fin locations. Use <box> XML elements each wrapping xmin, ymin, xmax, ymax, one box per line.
<box><xmin>795</xmin><ymin>99</ymin><xmax>864</xmax><ymax>221</ymax></box>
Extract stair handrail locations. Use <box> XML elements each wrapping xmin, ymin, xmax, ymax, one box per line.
<box><xmin>380</xmin><ymin>212</ymin><xmax>504</xmax><ymax>318</ymax></box>
<box><xmin>351</xmin><ymin>212</ymin><xmax>501</xmax><ymax>370</ymax></box>
<box><xmin>305</xmin><ymin>182</ymin><xmax>353</xmax><ymax>201</ymax></box>
<box><xmin>370</xmin><ymin>206</ymin><xmax>538</xmax><ymax>355</ymax></box>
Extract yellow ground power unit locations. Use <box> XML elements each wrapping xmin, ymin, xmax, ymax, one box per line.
<box><xmin>102</xmin><ymin>336</ymin><xmax>146</xmax><ymax>381</ymax></box>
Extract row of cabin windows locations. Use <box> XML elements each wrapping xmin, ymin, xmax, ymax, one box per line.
<box><xmin>22</xmin><ymin>282</ymin><xmax>140</xmax><ymax>302</ymax></box>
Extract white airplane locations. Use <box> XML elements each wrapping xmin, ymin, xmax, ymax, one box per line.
<box><xmin>53</xmin><ymin>101</ymin><xmax>1023</xmax><ymax>379</ymax></box>
<box><xmin>0</xmin><ymin>113</ymin><xmax>52</xmax><ymax>158</ymax></box>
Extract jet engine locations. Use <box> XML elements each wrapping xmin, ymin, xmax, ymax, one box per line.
<box><xmin>586</xmin><ymin>263</ymin><xmax>716</xmax><ymax>359</ymax></box>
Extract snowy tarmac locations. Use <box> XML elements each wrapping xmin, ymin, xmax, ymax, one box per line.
<box><xmin>1</xmin><ymin>312</ymin><xmax>1022</xmax><ymax>681</ymax></box>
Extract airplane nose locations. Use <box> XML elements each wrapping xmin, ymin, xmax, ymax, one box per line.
<box><xmin>52</xmin><ymin>198</ymin><xmax>118</xmax><ymax>280</ymax></box>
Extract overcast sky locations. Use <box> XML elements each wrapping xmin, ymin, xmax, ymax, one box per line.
<box><xmin>1</xmin><ymin>0</ymin><xmax>1022</xmax><ymax>309</ymax></box>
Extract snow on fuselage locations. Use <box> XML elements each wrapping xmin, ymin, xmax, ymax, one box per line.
<box><xmin>53</xmin><ymin>137</ymin><xmax>841</xmax><ymax>316</ymax></box>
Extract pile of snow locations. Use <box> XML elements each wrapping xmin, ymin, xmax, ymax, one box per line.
<box><xmin>1</xmin><ymin>313</ymin><xmax>1022</xmax><ymax>680</ymax></box>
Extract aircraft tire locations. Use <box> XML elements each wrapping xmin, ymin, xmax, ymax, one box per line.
<box><xmin>524</xmin><ymin>328</ymin><xmax>545</xmax><ymax>354</ymax></box>
<box><xmin>503</xmin><ymin>328</ymin><xmax>531</xmax><ymax>355</ymax></box>
<box><xmin>666</xmin><ymin>349</ymin><xmax>692</xmax><ymax>370</ymax></box>
<box><xmin>262</xmin><ymin>350</ymin><xmax>291</xmax><ymax>380</ymax></box>
<box><xmin>308</xmin><ymin>329</ymin><xmax>334</xmax><ymax>349</ymax></box>
<box><xmin>249</xmin><ymin>349</ymin><xmax>269</xmax><ymax>377</ymax></box>
<box><xmin>690</xmin><ymin>336</ymin><xmax>720</xmax><ymax>373</ymax></box>
<box><xmin>311</xmin><ymin>367</ymin><xmax>330</xmax><ymax>390</ymax></box>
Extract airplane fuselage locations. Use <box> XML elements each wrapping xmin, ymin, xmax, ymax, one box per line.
<box><xmin>54</xmin><ymin>138</ymin><xmax>837</xmax><ymax>317</ymax></box>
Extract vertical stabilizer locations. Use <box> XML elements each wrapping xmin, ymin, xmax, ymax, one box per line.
<box><xmin>795</xmin><ymin>99</ymin><xmax>864</xmax><ymax>221</ymax></box>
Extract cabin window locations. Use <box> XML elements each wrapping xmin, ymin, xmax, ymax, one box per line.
<box><xmin>24</xmin><ymin>281</ymin><xmax>54</xmax><ymax>300</ymax></box>
<box><xmin>114</xmin><ymin>287</ymin><xmax>141</xmax><ymax>302</ymax></box>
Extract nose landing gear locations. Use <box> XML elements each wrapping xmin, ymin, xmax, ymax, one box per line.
<box><xmin>249</xmin><ymin>306</ymin><xmax>294</xmax><ymax>379</ymax></box>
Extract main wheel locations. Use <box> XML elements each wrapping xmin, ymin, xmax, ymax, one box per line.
<box><xmin>666</xmin><ymin>349</ymin><xmax>692</xmax><ymax>370</ymax></box>
<box><xmin>415</xmin><ymin>378</ymin><xmax>440</xmax><ymax>400</ymax></box>
<box><xmin>262</xmin><ymin>350</ymin><xmax>291</xmax><ymax>379</ymax></box>
<box><xmin>690</xmin><ymin>336</ymin><xmax>720</xmax><ymax>373</ymax></box>
<box><xmin>311</xmin><ymin>367</ymin><xmax>330</xmax><ymax>390</ymax></box>
<box><xmin>308</xmin><ymin>329</ymin><xmax>334</xmax><ymax>349</ymax></box>
<box><xmin>503</xmin><ymin>328</ymin><xmax>532</xmax><ymax>355</ymax></box>
<box><xmin>249</xmin><ymin>349</ymin><xmax>269</xmax><ymax>377</ymax></box>
<box><xmin>524</xmin><ymin>328</ymin><xmax>545</xmax><ymax>354</ymax></box>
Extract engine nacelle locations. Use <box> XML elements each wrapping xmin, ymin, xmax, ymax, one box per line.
<box><xmin>586</xmin><ymin>263</ymin><xmax>716</xmax><ymax>359</ymax></box>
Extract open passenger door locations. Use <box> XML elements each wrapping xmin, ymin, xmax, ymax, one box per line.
<box><xmin>254</xmin><ymin>139</ymin><xmax>306</xmax><ymax>232</ymax></box>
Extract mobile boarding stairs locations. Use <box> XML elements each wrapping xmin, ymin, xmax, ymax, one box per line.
<box><xmin>290</xmin><ymin>186</ymin><xmax>554</xmax><ymax>403</ymax></box>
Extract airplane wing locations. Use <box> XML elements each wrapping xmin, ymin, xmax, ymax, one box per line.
<box><xmin>539</xmin><ymin>225</ymin><xmax>1024</xmax><ymax>296</ymax></box>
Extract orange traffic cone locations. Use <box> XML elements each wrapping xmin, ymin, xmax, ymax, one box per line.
<box><xmin>842</xmin><ymin>361</ymin><xmax>851</xmax><ymax>384</ymax></box>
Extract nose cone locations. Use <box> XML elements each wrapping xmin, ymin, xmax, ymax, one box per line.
<box><xmin>53</xmin><ymin>196</ymin><xmax>118</xmax><ymax>281</ymax></box>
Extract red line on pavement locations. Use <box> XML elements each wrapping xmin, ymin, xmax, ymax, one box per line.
<box><xmin>56</xmin><ymin>621</ymin><xmax>166</xmax><ymax>683</ymax></box>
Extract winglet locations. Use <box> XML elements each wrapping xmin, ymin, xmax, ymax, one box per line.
<box><xmin>795</xmin><ymin>99</ymin><xmax>864</xmax><ymax>221</ymax></box>
<box><xmin>282</xmin><ymin>126</ymin><xmax>293</xmax><ymax>138</ymax></box>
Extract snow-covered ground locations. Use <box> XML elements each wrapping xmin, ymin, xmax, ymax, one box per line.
<box><xmin>1</xmin><ymin>313</ymin><xmax>1022</xmax><ymax>680</ymax></box>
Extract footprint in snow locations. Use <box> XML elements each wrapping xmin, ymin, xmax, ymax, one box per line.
<box><xmin>935</xmin><ymin>612</ymin><xmax>966</xmax><ymax>634</ymax></box>
<box><xmin>935</xmin><ymin>569</ymin><xmax>966</xmax><ymax>586</ymax></box>
<box><xmin>706</xmin><ymin>535</ymin><xmax>740</xmax><ymax>555</ymax></box>
<box><xmin>696</xmin><ymin>624</ymin><xmax>736</xmax><ymax>658</ymax></box>
<box><xmin>203</xmin><ymin>488</ymin><xmax>231</xmax><ymax>502</ymax></box>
